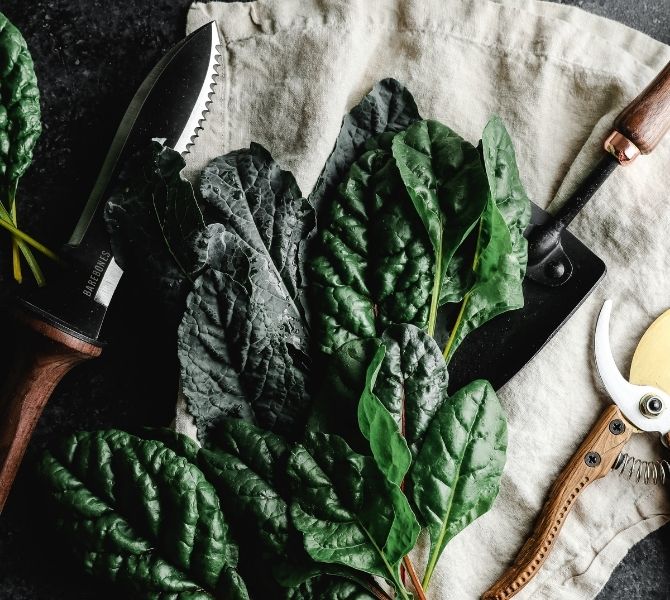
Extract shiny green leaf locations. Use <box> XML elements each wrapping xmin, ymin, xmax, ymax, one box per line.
<box><xmin>442</xmin><ymin>194</ymin><xmax>525</xmax><ymax>363</ymax></box>
<box><xmin>0</xmin><ymin>12</ymin><xmax>41</xmax><ymax>190</ymax></box>
<box><xmin>286</xmin><ymin>575</ymin><xmax>378</xmax><ymax>600</ymax></box>
<box><xmin>310</xmin><ymin>78</ymin><xmax>421</xmax><ymax>213</ymax></box>
<box><xmin>480</xmin><ymin>116</ymin><xmax>531</xmax><ymax>279</ymax></box>
<box><xmin>287</xmin><ymin>432</ymin><xmax>419</xmax><ymax>598</ymax></box>
<box><xmin>143</xmin><ymin>423</ymin><xmax>379</xmax><ymax>599</ymax></box>
<box><xmin>313</xmin><ymin>324</ymin><xmax>448</xmax><ymax>460</ymax></box>
<box><xmin>410</xmin><ymin>380</ymin><xmax>507</xmax><ymax>588</ymax></box>
<box><xmin>357</xmin><ymin>343</ymin><xmax>411</xmax><ymax>486</ymax></box>
<box><xmin>37</xmin><ymin>430</ymin><xmax>249</xmax><ymax>600</ymax></box>
<box><xmin>391</xmin><ymin>119</ymin><xmax>489</xmax><ymax>335</ymax></box>
<box><xmin>309</xmin><ymin>148</ymin><xmax>433</xmax><ymax>354</ymax></box>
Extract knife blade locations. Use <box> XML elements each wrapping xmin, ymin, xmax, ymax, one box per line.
<box><xmin>0</xmin><ymin>20</ymin><xmax>221</xmax><ymax>511</ymax></box>
<box><xmin>20</xmin><ymin>21</ymin><xmax>220</xmax><ymax>344</ymax></box>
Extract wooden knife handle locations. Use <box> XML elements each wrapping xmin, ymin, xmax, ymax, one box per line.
<box><xmin>481</xmin><ymin>405</ymin><xmax>633</xmax><ymax>600</ymax></box>
<box><xmin>612</xmin><ymin>61</ymin><xmax>670</xmax><ymax>156</ymax></box>
<box><xmin>0</xmin><ymin>316</ymin><xmax>101</xmax><ymax>512</ymax></box>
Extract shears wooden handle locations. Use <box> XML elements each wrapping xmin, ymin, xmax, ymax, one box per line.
<box><xmin>482</xmin><ymin>405</ymin><xmax>634</xmax><ymax>600</ymax></box>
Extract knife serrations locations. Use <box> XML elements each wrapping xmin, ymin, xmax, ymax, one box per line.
<box><xmin>20</xmin><ymin>21</ymin><xmax>221</xmax><ymax>344</ymax></box>
<box><xmin>174</xmin><ymin>31</ymin><xmax>220</xmax><ymax>154</ymax></box>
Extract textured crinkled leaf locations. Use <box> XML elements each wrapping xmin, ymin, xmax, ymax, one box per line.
<box><xmin>198</xmin><ymin>419</ymin><xmax>294</xmax><ymax>562</ymax></box>
<box><xmin>142</xmin><ymin>423</ymin><xmax>370</xmax><ymax>599</ymax></box>
<box><xmin>410</xmin><ymin>380</ymin><xmax>507</xmax><ymax>586</ymax></box>
<box><xmin>309</xmin><ymin>148</ymin><xmax>433</xmax><ymax>354</ymax></box>
<box><xmin>314</xmin><ymin>324</ymin><xmax>448</xmax><ymax>460</ymax></box>
<box><xmin>288</xmin><ymin>432</ymin><xmax>419</xmax><ymax>592</ymax></box>
<box><xmin>179</xmin><ymin>228</ymin><xmax>311</xmax><ymax>442</ymax></box>
<box><xmin>357</xmin><ymin>343</ymin><xmax>411</xmax><ymax>486</ymax></box>
<box><xmin>0</xmin><ymin>12</ymin><xmax>41</xmax><ymax>191</ymax></box>
<box><xmin>391</xmin><ymin>120</ymin><xmax>489</xmax><ymax>332</ymax></box>
<box><xmin>105</xmin><ymin>141</ymin><xmax>208</xmax><ymax>321</ymax></box>
<box><xmin>309</xmin><ymin>78</ymin><xmax>421</xmax><ymax>212</ymax></box>
<box><xmin>37</xmin><ymin>430</ymin><xmax>249</xmax><ymax>600</ymax></box>
<box><xmin>200</xmin><ymin>142</ymin><xmax>315</xmax><ymax>311</ymax></box>
<box><xmin>286</xmin><ymin>575</ymin><xmax>377</xmax><ymax>600</ymax></box>
<box><xmin>179</xmin><ymin>146</ymin><xmax>314</xmax><ymax>442</ymax></box>
<box><xmin>480</xmin><ymin>116</ymin><xmax>531</xmax><ymax>278</ymax></box>
<box><xmin>442</xmin><ymin>195</ymin><xmax>525</xmax><ymax>363</ymax></box>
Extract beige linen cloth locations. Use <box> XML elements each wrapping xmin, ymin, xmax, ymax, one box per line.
<box><xmin>177</xmin><ymin>1</ymin><xmax>670</xmax><ymax>598</ymax></box>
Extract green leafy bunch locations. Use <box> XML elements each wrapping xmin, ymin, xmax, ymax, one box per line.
<box><xmin>37</xmin><ymin>79</ymin><xmax>531</xmax><ymax>599</ymax></box>
<box><xmin>0</xmin><ymin>11</ymin><xmax>58</xmax><ymax>285</ymax></box>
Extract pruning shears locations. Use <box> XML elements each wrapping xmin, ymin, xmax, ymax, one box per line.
<box><xmin>483</xmin><ymin>299</ymin><xmax>670</xmax><ymax>600</ymax></box>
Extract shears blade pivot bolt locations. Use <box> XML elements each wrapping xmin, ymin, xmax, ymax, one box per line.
<box><xmin>640</xmin><ymin>394</ymin><xmax>664</xmax><ymax>418</ymax></box>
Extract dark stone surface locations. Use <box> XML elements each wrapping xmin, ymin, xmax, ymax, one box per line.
<box><xmin>0</xmin><ymin>1</ymin><xmax>668</xmax><ymax>599</ymax></box>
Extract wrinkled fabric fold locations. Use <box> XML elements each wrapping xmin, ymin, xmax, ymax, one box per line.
<box><xmin>178</xmin><ymin>1</ymin><xmax>670</xmax><ymax>598</ymax></box>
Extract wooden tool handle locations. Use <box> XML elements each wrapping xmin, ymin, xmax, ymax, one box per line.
<box><xmin>482</xmin><ymin>405</ymin><xmax>634</xmax><ymax>600</ymax></box>
<box><xmin>609</xmin><ymin>61</ymin><xmax>670</xmax><ymax>158</ymax></box>
<box><xmin>0</xmin><ymin>316</ymin><xmax>101</xmax><ymax>512</ymax></box>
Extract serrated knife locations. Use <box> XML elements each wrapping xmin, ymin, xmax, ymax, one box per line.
<box><xmin>0</xmin><ymin>21</ymin><xmax>220</xmax><ymax>511</ymax></box>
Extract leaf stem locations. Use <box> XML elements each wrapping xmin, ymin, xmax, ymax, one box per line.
<box><xmin>0</xmin><ymin>206</ymin><xmax>62</xmax><ymax>265</ymax></box>
<box><xmin>403</xmin><ymin>555</ymin><xmax>427</xmax><ymax>600</ymax></box>
<box><xmin>364</xmin><ymin>577</ymin><xmax>395</xmax><ymax>600</ymax></box>
<box><xmin>442</xmin><ymin>298</ymin><xmax>466</xmax><ymax>364</ymax></box>
<box><xmin>9</xmin><ymin>184</ymin><xmax>22</xmax><ymax>283</ymax></box>
<box><xmin>427</xmin><ymin>234</ymin><xmax>443</xmax><ymax>337</ymax></box>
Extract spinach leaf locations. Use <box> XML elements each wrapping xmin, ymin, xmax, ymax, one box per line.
<box><xmin>480</xmin><ymin>116</ymin><xmax>531</xmax><ymax>279</ymax></box>
<box><xmin>441</xmin><ymin>191</ymin><xmax>525</xmax><ymax>363</ymax></box>
<box><xmin>410</xmin><ymin>380</ymin><xmax>507</xmax><ymax>588</ymax></box>
<box><xmin>309</xmin><ymin>78</ymin><xmax>421</xmax><ymax>213</ymax></box>
<box><xmin>38</xmin><ymin>430</ymin><xmax>249</xmax><ymax>600</ymax></box>
<box><xmin>201</xmin><ymin>428</ymin><xmax>382</xmax><ymax>599</ymax></box>
<box><xmin>287</xmin><ymin>432</ymin><xmax>419</xmax><ymax>599</ymax></box>
<box><xmin>439</xmin><ymin>118</ymin><xmax>530</xmax><ymax>363</ymax></box>
<box><xmin>286</xmin><ymin>576</ymin><xmax>378</xmax><ymax>600</ymax></box>
<box><xmin>178</xmin><ymin>144</ymin><xmax>315</xmax><ymax>443</ymax></box>
<box><xmin>357</xmin><ymin>343</ymin><xmax>411</xmax><ymax>486</ymax></box>
<box><xmin>178</xmin><ymin>228</ymin><xmax>311</xmax><ymax>442</ymax></box>
<box><xmin>200</xmin><ymin>142</ymin><xmax>315</xmax><ymax>312</ymax></box>
<box><xmin>313</xmin><ymin>324</ymin><xmax>447</xmax><ymax>460</ymax></box>
<box><xmin>0</xmin><ymin>11</ymin><xmax>44</xmax><ymax>284</ymax></box>
<box><xmin>105</xmin><ymin>141</ymin><xmax>209</xmax><ymax>321</ymax></box>
<box><xmin>309</xmin><ymin>148</ymin><xmax>433</xmax><ymax>355</ymax></box>
<box><xmin>0</xmin><ymin>12</ymin><xmax>41</xmax><ymax>188</ymax></box>
<box><xmin>392</xmin><ymin>120</ymin><xmax>489</xmax><ymax>336</ymax></box>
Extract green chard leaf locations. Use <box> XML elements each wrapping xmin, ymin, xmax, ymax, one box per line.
<box><xmin>313</xmin><ymin>324</ymin><xmax>448</xmax><ymax>461</ymax></box>
<box><xmin>37</xmin><ymin>430</ymin><xmax>249</xmax><ymax>600</ymax></box>
<box><xmin>309</xmin><ymin>148</ymin><xmax>433</xmax><ymax>355</ymax></box>
<box><xmin>0</xmin><ymin>12</ymin><xmax>41</xmax><ymax>190</ymax></box>
<box><xmin>410</xmin><ymin>380</ymin><xmax>507</xmax><ymax>588</ymax></box>
<box><xmin>287</xmin><ymin>432</ymin><xmax>419</xmax><ymax>598</ymax></box>
<box><xmin>0</xmin><ymin>11</ymin><xmax>45</xmax><ymax>284</ymax></box>
<box><xmin>286</xmin><ymin>575</ymin><xmax>378</xmax><ymax>600</ymax></box>
<box><xmin>437</xmin><ymin>117</ymin><xmax>530</xmax><ymax>355</ymax></box>
<box><xmin>178</xmin><ymin>144</ymin><xmax>315</xmax><ymax>443</ymax></box>
<box><xmin>480</xmin><ymin>115</ymin><xmax>531</xmax><ymax>279</ymax></box>
<box><xmin>357</xmin><ymin>343</ymin><xmax>411</xmax><ymax>486</ymax></box>
<box><xmin>441</xmin><ymin>187</ymin><xmax>525</xmax><ymax>363</ymax></box>
<box><xmin>200</xmin><ymin>420</ymin><xmax>382</xmax><ymax>599</ymax></box>
<box><xmin>309</xmin><ymin>78</ymin><xmax>421</xmax><ymax>213</ymax></box>
<box><xmin>104</xmin><ymin>141</ymin><xmax>209</xmax><ymax>321</ymax></box>
<box><xmin>391</xmin><ymin>119</ymin><xmax>489</xmax><ymax>336</ymax></box>
<box><xmin>200</xmin><ymin>142</ymin><xmax>316</xmax><ymax>311</ymax></box>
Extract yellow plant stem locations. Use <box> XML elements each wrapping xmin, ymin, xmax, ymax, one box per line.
<box><xmin>9</xmin><ymin>191</ymin><xmax>22</xmax><ymax>283</ymax></box>
<box><xmin>0</xmin><ymin>207</ymin><xmax>61</xmax><ymax>264</ymax></box>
